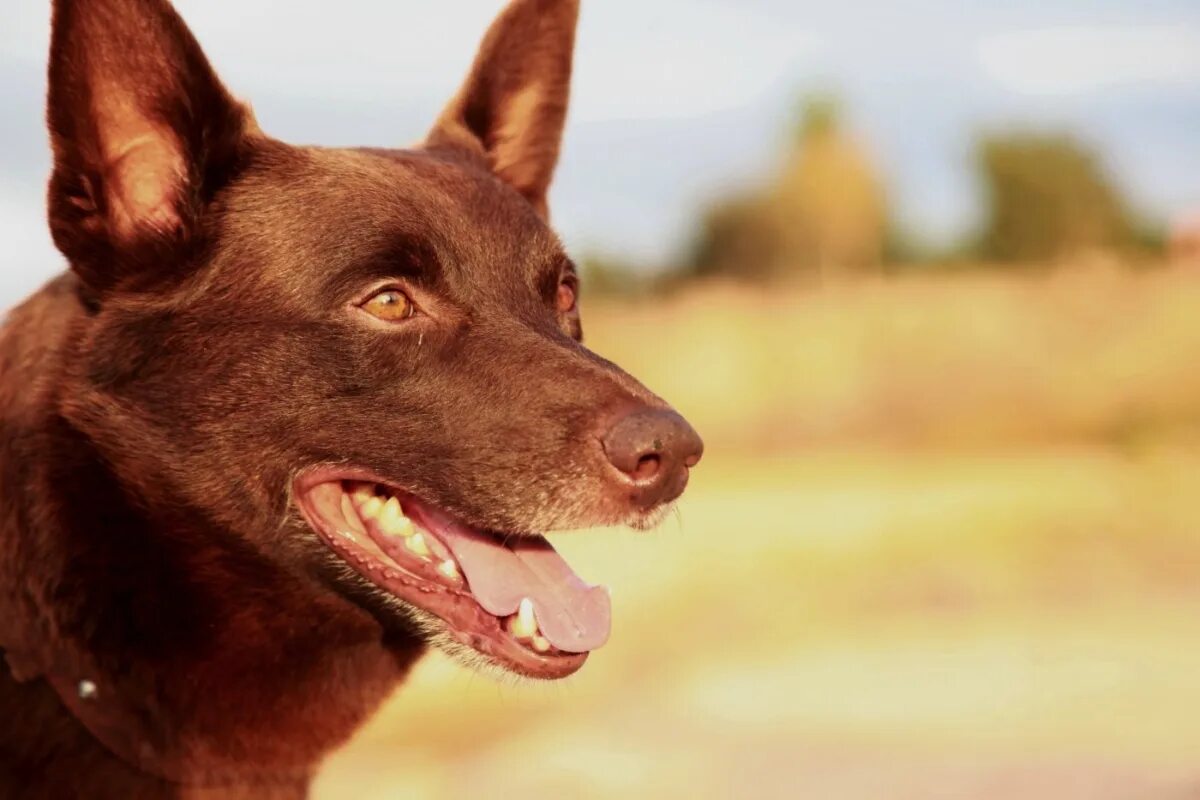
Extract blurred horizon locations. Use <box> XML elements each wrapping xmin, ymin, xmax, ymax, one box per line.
<box><xmin>3</xmin><ymin>0</ymin><xmax>1200</xmax><ymax>307</ymax></box>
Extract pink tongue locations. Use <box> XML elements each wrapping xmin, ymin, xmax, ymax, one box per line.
<box><xmin>435</xmin><ymin>522</ymin><xmax>611</xmax><ymax>653</ymax></box>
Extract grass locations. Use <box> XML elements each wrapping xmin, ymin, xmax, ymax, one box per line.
<box><xmin>584</xmin><ymin>264</ymin><xmax>1200</xmax><ymax>452</ymax></box>
<box><xmin>314</xmin><ymin>265</ymin><xmax>1200</xmax><ymax>799</ymax></box>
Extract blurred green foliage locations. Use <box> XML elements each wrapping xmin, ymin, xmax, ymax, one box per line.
<box><xmin>974</xmin><ymin>132</ymin><xmax>1137</xmax><ymax>262</ymax></box>
<box><xmin>578</xmin><ymin>252</ymin><xmax>658</xmax><ymax>297</ymax></box>
<box><xmin>688</xmin><ymin>95</ymin><xmax>888</xmax><ymax>282</ymax></box>
<box><xmin>676</xmin><ymin>99</ymin><xmax>1162</xmax><ymax>284</ymax></box>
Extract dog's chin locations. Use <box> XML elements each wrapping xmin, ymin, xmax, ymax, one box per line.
<box><xmin>293</xmin><ymin>466</ymin><xmax>623</xmax><ymax>681</ymax></box>
<box><xmin>623</xmin><ymin>503</ymin><xmax>675</xmax><ymax>532</ymax></box>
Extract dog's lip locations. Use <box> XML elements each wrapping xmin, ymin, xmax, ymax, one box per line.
<box><xmin>292</xmin><ymin>465</ymin><xmax>595</xmax><ymax>680</ymax></box>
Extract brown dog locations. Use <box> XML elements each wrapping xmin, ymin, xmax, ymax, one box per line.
<box><xmin>0</xmin><ymin>0</ymin><xmax>703</xmax><ymax>796</ymax></box>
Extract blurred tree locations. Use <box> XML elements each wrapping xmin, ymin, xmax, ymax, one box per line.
<box><xmin>578</xmin><ymin>252</ymin><xmax>656</xmax><ymax>297</ymax></box>
<box><xmin>688</xmin><ymin>193</ymin><xmax>781</xmax><ymax>281</ymax></box>
<box><xmin>771</xmin><ymin>95</ymin><xmax>888</xmax><ymax>279</ymax></box>
<box><xmin>975</xmin><ymin>132</ymin><xmax>1135</xmax><ymax>262</ymax></box>
<box><xmin>688</xmin><ymin>95</ymin><xmax>888</xmax><ymax>282</ymax></box>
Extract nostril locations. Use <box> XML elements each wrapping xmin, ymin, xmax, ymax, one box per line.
<box><xmin>631</xmin><ymin>453</ymin><xmax>661</xmax><ymax>482</ymax></box>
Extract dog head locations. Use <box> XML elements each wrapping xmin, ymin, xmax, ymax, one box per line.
<box><xmin>46</xmin><ymin>0</ymin><xmax>702</xmax><ymax>679</ymax></box>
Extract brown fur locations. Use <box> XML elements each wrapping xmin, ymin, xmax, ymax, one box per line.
<box><xmin>0</xmin><ymin>0</ymin><xmax>700</xmax><ymax>796</ymax></box>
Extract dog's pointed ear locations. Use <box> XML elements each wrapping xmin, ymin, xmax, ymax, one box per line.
<box><xmin>46</xmin><ymin>0</ymin><xmax>254</xmax><ymax>294</ymax></box>
<box><xmin>427</xmin><ymin>0</ymin><xmax>579</xmax><ymax>219</ymax></box>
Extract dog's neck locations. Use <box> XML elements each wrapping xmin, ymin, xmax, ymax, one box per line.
<box><xmin>0</xmin><ymin>320</ymin><xmax>421</xmax><ymax>793</ymax></box>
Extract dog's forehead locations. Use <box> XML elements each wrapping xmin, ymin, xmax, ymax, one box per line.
<box><xmin>218</xmin><ymin>143</ymin><xmax>563</xmax><ymax>297</ymax></box>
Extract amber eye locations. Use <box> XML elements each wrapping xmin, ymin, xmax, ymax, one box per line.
<box><xmin>360</xmin><ymin>289</ymin><xmax>415</xmax><ymax>322</ymax></box>
<box><xmin>556</xmin><ymin>277</ymin><xmax>577</xmax><ymax>314</ymax></box>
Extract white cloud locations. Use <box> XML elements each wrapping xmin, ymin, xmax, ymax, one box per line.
<box><xmin>190</xmin><ymin>0</ymin><xmax>817</xmax><ymax>122</ymax></box>
<box><xmin>2</xmin><ymin>0</ymin><xmax>816</xmax><ymax>123</ymax></box>
<box><xmin>572</xmin><ymin>0</ymin><xmax>818</xmax><ymax>121</ymax></box>
<box><xmin>0</xmin><ymin>190</ymin><xmax>61</xmax><ymax>313</ymax></box>
<box><xmin>978</xmin><ymin>25</ymin><xmax>1200</xmax><ymax>96</ymax></box>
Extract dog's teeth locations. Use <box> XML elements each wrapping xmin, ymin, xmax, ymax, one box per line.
<box><xmin>377</xmin><ymin>497</ymin><xmax>414</xmax><ymax>537</ymax></box>
<box><xmin>405</xmin><ymin>532</ymin><xmax>431</xmax><ymax>558</ymax></box>
<box><xmin>436</xmin><ymin>559</ymin><xmax>461</xmax><ymax>581</ymax></box>
<box><xmin>339</xmin><ymin>494</ymin><xmax>367</xmax><ymax>534</ymax></box>
<box><xmin>359</xmin><ymin>495</ymin><xmax>385</xmax><ymax>519</ymax></box>
<box><xmin>509</xmin><ymin>597</ymin><xmax>538</xmax><ymax>639</ymax></box>
<box><xmin>531</xmin><ymin>635</ymin><xmax>551</xmax><ymax>653</ymax></box>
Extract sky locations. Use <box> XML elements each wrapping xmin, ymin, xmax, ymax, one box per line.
<box><xmin>2</xmin><ymin>0</ymin><xmax>1199</xmax><ymax>309</ymax></box>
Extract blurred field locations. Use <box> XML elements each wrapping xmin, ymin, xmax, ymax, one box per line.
<box><xmin>593</xmin><ymin>263</ymin><xmax>1200</xmax><ymax>453</ymax></box>
<box><xmin>316</xmin><ymin>265</ymin><xmax>1200</xmax><ymax>799</ymax></box>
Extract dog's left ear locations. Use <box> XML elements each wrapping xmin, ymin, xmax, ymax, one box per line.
<box><xmin>427</xmin><ymin>0</ymin><xmax>579</xmax><ymax>219</ymax></box>
<box><xmin>46</xmin><ymin>0</ymin><xmax>254</xmax><ymax>295</ymax></box>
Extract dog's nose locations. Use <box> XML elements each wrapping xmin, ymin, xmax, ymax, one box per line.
<box><xmin>602</xmin><ymin>408</ymin><xmax>704</xmax><ymax>507</ymax></box>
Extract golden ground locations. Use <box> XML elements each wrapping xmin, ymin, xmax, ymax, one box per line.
<box><xmin>315</xmin><ymin>266</ymin><xmax>1200</xmax><ymax>799</ymax></box>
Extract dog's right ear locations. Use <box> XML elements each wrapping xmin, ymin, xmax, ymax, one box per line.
<box><xmin>46</xmin><ymin>0</ymin><xmax>253</xmax><ymax>295</ymax></box>
<box><xmin>427</xmin><ymin>0</ymin><xmax>580</xmax><ymax>220</ymax></box>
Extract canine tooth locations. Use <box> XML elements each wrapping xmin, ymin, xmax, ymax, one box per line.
<box><xmin>359</xmin><ymin>495</ymin><xmax>385</xmax><ymax>519</ymax></box>
<box><xmin>378</xmin><ymin>497</ymin><xmax>414</xmax><ymax>537</ymax></box>
<box><xmin>436</xmin><ymin>559</ymin><xmax>461</xmax><ymax>581</ymax></box>
<box><xmin>340</xmin><ymin>495</ymin><xmax>367</xmax><ymax>534</ymax></box>
<box><xmin>531</xmin><ymin>635</ymin><xmax>551</xmax><ymax>653</ymax></box>
<box><xmin>510</xmin><ymin>597</ymin><xmax>537</xmax><ymax>639</ymax></box>
<box><xmin>405</xmin><ymin>532</ymin><xmax>431</xmax><ymax>558</ymax></box>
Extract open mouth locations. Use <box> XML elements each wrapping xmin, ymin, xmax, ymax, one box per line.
<box><xmin>294</xmin><ymin>468</ymin><xmax>611</xmax><ymax>679</ymax></box>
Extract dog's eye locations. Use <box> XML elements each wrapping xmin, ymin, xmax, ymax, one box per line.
<box><xmin>557</xmin><ymin>277</ymin><xmax>577</xmax><ymax>314</ymax></box>
<box><xmin>360</xmin><ymin>289</ymin><xmax>415</xmax><ymax>322</ymax></box>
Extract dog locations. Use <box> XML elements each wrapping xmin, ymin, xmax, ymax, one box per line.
<box><xmin>0</xmin><ymin>0</ymin><xmax>703</xmax><ymax>796</ymax></box>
